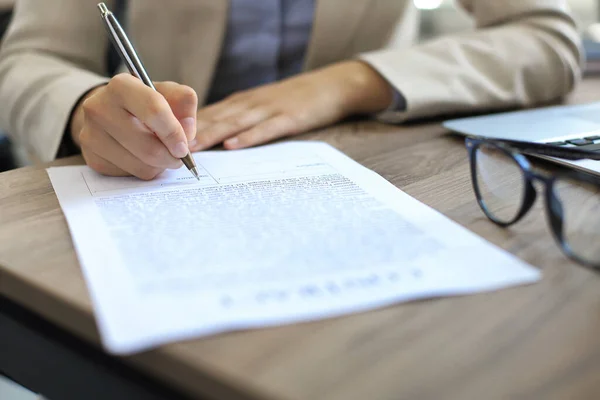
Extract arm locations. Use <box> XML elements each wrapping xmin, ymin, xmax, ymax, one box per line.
<box><xmin>178</xmin><ymin>0</ymin><xmax>583</xmax><ymax>152</ymax></box>
<box><xmin>0</xmin><ymin>0</ymin><xmax>196</xmax><ymax>181</ymax></box>
<box><xmin>361</xmin><ymin>0</ymin><xmax>583</xmax><ymax>123</ymax></box>
<box><xmin>0</xmin><ymin>0</ymin><xmax>110</xmax><ymax>162</ymax></box>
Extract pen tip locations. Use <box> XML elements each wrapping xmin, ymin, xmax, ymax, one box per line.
<box><xmin>191</xmin><ymin>167</ymin><xmax>201</xmax><ymax>181</ymax></box>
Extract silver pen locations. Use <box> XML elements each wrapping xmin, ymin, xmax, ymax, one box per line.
<box><xmin>97</xmin><ymin>2</ymin><xmax>201</xmax><ymax>181</ymax></box>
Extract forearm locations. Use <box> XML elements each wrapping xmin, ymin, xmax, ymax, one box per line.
<box><xmin>0</xmin><ymin>53</ymin><xmax>109</xmax><ymax>161</ymax></box>
<box><xmin>325</xmin><ymin>60</ymin><xmax>395</xmax><ymax>116</ymax></box>
<box><xmin>0</xmin><ymin>0</ymin><xmax>111</xmax><ymax>162</ymax></box>
<box><xmin>360</xmin><ymin>7</ymin><xmax>582</xmax><ymax>123</ymax></box>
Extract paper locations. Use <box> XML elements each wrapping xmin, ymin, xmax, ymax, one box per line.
<box><xmin>47</xmin><ymin>141</ymin><xmax>540</xmax><ymax>354</ymax></box>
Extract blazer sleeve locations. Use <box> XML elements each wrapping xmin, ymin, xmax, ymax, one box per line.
<box><xmin>360</xmin><ymin>0</ymin><xmax>583</xmax><ymax>123</ymax></box>
<box><xmin>0</xmin><ymin>0</ymin><xmax>111</xmax><ymax>162</ymax></box>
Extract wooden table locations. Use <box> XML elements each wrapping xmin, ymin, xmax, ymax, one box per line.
<box><xmin>2</xmin><ymin>80</ymin><xmax>600</xmax><ymax>400</ymax></box>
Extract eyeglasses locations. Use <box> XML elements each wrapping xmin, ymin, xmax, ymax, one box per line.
<box><xmin>465</xmin><ymin>136</ymin><xmax>600</xmax><ymax>270</ymax></box>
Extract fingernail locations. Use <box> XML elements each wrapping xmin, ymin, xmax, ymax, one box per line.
<box><xmin>180</xmin><ymin>117</ymin><xmax>196</xmax><ymax>139</ymax></box>
<box><xmin>189</xmin><ymin>138</ymin><xmax>198</xmax><ymax>148</ymax></box>
<box><xmin>173</xmin><ymin>142</ymin><xmax>189</xmax><ymax>158</ymax></box>
<box><xmin>225</xmin><ymin>137</ymin><xmax>239</xmax><ymax>149</ymax></box>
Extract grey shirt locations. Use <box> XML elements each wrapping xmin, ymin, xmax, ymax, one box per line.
<box><xmin>206</xmin><ymin>0</ymin><xmax>315</xmax><ymax>104</ymax></box>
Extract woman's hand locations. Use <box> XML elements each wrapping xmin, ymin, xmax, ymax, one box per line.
<box><xmin>71</xmin><ymin>74</ymin><xmax>198</xmax><ymax>180</ymax></box>
<box><xmin>190</xmin><ymin>61</ymin><xmax>394</xmax><ymax>151</ymax></box>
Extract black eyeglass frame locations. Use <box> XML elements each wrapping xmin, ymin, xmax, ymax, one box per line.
<box><xmin>465</xmin><ymin>136</ymin><xmax>600</xmax><ymax>270</ymax></box>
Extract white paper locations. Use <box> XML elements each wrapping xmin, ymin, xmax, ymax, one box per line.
<box><xmin>47</xmin><ymin>141</ymin><xmax>540</xmax><ymax>354</ymax></box>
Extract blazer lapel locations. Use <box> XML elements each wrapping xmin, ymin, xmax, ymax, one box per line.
<box><xmin>129</xmin><ymin>0</ymin><xmax>228</xmax><ymax>105</ymax></box>
<box><xmin>304</xmin><ymin>0</ymin><xmax>373</xmax><ymax>70</ymax></box>
<box><xmin>176</xmin><ymin>0</ymin><xmax>229</xmax><ymax>104</ymax></box>
<box><xmin>304</xmin><ymin>0</ymin><xmax>410</xmax><ymax>71</ymax></box>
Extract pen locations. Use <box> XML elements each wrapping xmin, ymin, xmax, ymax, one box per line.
<box><xmin>97</xmin><ymin>2</ymin><xmax>201</xmax><ymax>181</ymax></box>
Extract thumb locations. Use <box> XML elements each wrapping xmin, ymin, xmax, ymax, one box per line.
<box><xmin>154</xmin><ymin>81</ymin><xmax>198</xmax><ymax>142</ymax></box>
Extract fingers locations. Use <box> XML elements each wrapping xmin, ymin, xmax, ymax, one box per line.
<box><xmin>194</xmin><ymin>107</ymin><xmax>275</xmax><ymax>150</ymax></box>
<box><xmin>188</xmin><ymin>65</ymin><xmax>357</xmax><ymax>152</ymax></box>
<box><xmin>81</xmin><ymin>148</ymin><xmax>129</xmax><ymax>177</ymax></box>
<box><xmin>224</xmin><ymin>115</ymin><xmax>299</xmax><ymax>150</ymax></box>
<box><xmin>79</xmin><ymin>121</ymin><xmax>164</xmax><ymax>181</ymax></box>
<box><xmin>106</xmin><ymin>74</ymin><xmax>190</xmax><ymax>158</ymax></box>
<box><xmin>155</xmin><ymin>81</ymin><xmax>198</xmax><ymax>142</ymax></box>
<box><xmin>83</xmin><ymin>96</ymin><xmax>181</xmax><ymax>170</ymax></box>
<box><xmin>77</xmin><ymin>74</ymin><xmax>198</xmax><ymax>179</ymax></box>
<box><xmin>196</xmin><ymin>92</ymin><xmax>251</xmax><ymax>123</ymax></box>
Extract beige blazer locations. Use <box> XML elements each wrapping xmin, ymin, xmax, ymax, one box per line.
<box><xmin>0</xmin><ymin>0</ymin><xmax>581</xmax><ymax>163</ymax></box>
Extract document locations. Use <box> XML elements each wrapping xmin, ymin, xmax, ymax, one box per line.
<box><xmin>47</xmin><ymin>141</ymin><xmax>540</xmax><ymax>354</ymax></box>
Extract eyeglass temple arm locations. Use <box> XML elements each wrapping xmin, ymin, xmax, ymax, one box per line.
<box><xmin>468</xmin><ymin>137</ymin><xmax>600</xmax><ymax>161</ymax></box>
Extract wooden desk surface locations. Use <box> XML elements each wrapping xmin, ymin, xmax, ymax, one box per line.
<box><xmin>3</xmin><ymin>80</ymin><xmax>600</xmax><ymax>400</ymax></box>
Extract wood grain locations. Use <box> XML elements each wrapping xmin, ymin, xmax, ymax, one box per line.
<box><xmin>3</xmin><ymin>80</ymin><xmax>600</xmax><ymax>400</ymax></box>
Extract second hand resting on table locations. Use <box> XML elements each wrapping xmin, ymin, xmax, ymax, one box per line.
<box><xmin>70</xmin><ymin>60</ymin><xmax>394</xmax><ymax>180</ymax></box>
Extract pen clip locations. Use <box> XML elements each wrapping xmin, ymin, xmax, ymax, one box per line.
<box><xmin>97</xmin><ymin>2</ymin><xmax>155</xmax><ymax>89</ymax></box>
<box><xmin>97</xmin><ymin>3</ymin><xmax>110</xmax><ymax>17</ymax></box>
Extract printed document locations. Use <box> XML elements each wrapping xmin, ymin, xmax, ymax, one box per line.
<box><xmin>47</xmin><ymin>141</ymin><xmax>540</xmax><ymax>354</ymax></box>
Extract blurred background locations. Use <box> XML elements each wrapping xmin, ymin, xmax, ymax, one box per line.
<box><xmin>0</xmin><ymin>0</ymin><xmax>599</xmax><ymax>399</ymax></box>
<box><xmin>416</xmin><ymin>0</ymin><xmax>598</xmax><ymax>40</ymax></box>
<box><xmin>0</xmin><ymin>0</ymin><xmax>599</xmax><ymax>174</ymax></box>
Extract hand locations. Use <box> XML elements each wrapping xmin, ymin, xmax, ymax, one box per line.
<box><xmin>190</xmin><ymin>61</ymin><xmax>394</xmax><ymax>151</ymax></box>
<box><xmin>71</xmin><ymin>74</ymin><xmax>198</xmax><ymax>180</ymax></box>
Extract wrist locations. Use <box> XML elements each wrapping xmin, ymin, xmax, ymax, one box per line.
<box><xmin>336</xmin><ymin>61</ymin><xmax>394</xmax><ymax>115</ymax></box>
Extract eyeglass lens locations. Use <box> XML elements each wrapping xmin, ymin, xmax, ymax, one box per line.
<box><xmin>551</xmin><ymin>176</ymin><xmax>600</xmax><ymax>265</ymax></box>
<box><xmin>474</xmin><ymin>143</ymin><xmax>526</xmax><ymax>224</ymax></box>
